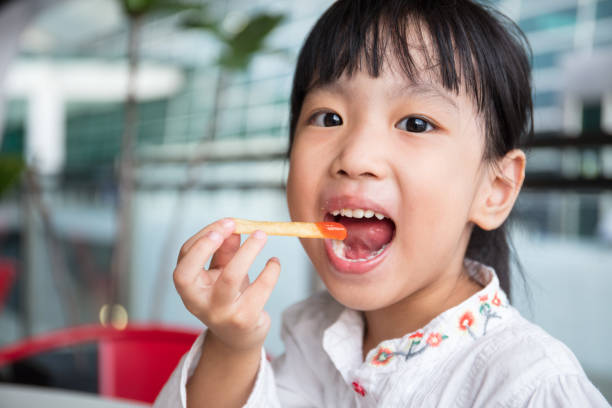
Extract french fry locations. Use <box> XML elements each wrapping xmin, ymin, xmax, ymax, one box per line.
<box><xmin>232</xmin><ymin>218</ymin><xmax>347</xmax><ymax>240</ymax></box>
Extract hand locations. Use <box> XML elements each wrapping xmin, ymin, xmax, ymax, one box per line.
<box><xmin>173</xmin><ymin>218</ymin><xmax>280</xmax><ymax>352</ymax></box>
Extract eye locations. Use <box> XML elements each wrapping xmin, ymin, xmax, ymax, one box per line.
<box><xmin>310</xmin><ymin>111</ymin><xmax>343</xmax><ymax>127</ymax></box>
<box><xmin>395</xmin><ymin>116</ymin><xmax>434</xmax><ymax>133</ymax></box>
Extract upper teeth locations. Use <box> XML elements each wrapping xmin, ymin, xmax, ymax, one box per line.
<box><xmin>331</xmin><ymin>208</ymin><xmax>386</xmax><ymax>220</ymax></box>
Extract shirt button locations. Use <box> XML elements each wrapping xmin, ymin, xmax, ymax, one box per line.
<box><xmin>352</xmin><ymin>381</ymin><xmax>366</xmax><ymax>397</ymax></box>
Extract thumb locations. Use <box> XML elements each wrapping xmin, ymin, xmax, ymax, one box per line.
<box><xmin>256</xmin><ymin>310</ymin><xmax>271</xmax><ymax>330</ymax></box>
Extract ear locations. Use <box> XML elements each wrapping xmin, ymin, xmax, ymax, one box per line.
<box><xmin>470</xmin><ymin>149</ymin><xmax>526</xmax><ymax>231</ymax></box>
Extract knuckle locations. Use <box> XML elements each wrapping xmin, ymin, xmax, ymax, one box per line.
<box><xmin>231</xmin><ymin>312</ymin><xmax>252</xmax><ymax>331</ymax></box>
<box><xmin>193</xmin><ymin>237</ymin><xmax>210</xmax><ymax>252</ymax></box>
<box><xmin>178</xmin><ymin>241</ymin><xmax>191</xmax><ymax>257</ymax></box>
<box><xmin>257</xmin><ymin>313</ymin><xmax>271</xmax><ymax>330</ymax></box>
<box><xmin>172</xmin><ymin>268</ymin><xmax>187</xmax><ymax>288</ymax></box>
<box><xmin>219</xmin><ymin>272</ymin><xmax>239</xmax><ymax>288</ymax></box>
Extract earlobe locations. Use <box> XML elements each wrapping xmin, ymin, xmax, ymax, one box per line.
<box><xmin>472</xmin><ymin>149</ymin><xmax>526</xmax><ymax>231</ymax></box>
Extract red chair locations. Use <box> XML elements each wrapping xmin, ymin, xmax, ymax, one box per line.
<box><xmin>98</xmin><ymin>325</ymin><xmax>199</xmax><ymax>402</ymax></box>
<box><xmin>0</xmin><ymin>324</ymin><xmax>200</xmax><ymax>403</ymax></box>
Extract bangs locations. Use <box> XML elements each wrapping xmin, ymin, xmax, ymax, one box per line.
<box><xmin>300</xmin><ymin>2</ymin><xmax>470</xmax><ymax>99</ymax></box>
<box><xmin>289</xmin><ymin>0</ymin><xmax>533</xmax><ymax>159</ymax></box>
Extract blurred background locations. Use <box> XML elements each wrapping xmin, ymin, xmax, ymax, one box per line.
<box><xmin>0</xmin><ymin>0</ymin><xmax>610</xmax><ymax>404</ymax></box>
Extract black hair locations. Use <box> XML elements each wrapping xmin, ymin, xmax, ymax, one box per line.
<box><xmin>287</xmin><ymin>0</ymin><xmax>533</xmax><ymax>298</ymax></box>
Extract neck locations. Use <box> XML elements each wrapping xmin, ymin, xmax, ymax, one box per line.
<box><xmin>361</xmin><ymin>262</ymin><xmax>483</xmax><ymax>360</ymax></box>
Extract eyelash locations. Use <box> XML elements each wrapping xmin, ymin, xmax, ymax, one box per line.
<box><xmin>307</xmin><ymin>110</ymin><xmax>437</xmax><ymax>134</ymax></box>
<box><xmin>395</xmin><ymin>116</ymin><xmax>436</xmax><ymax>133</ymax></box>
<box><xmin>308</xmin><ymin>111</ymin><xmax>343</xmax><ymax>127</ymax></box>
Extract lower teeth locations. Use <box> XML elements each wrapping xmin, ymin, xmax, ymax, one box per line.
<box><xmin>331</xmin><ymin>240</ymin><xmax>387</xmax><ymax>262</ymax></box>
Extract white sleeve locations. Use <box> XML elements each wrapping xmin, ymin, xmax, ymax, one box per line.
<box><xmin>152</xmin><ymin>331</ymin><xmax>204</xmax><ymax>408</ymax></box>
<box><xmin>522</xmin><ymin>374</ymin><xmax>610</xmax><ymax>408</ymax></box>
<box><xmin>152</xmin><ymin>330</ymin><xmax>281</xmax><ymax>408</ymax></box>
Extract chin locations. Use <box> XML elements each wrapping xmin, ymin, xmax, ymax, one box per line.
<box><xmin>317</xmin><ymin>270</ymin><xmax>398</xmax><ymax>312</ymax></box>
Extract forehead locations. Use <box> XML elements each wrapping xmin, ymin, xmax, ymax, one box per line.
<box><xmin>291</xmin><ymin>0</ymin><xmax>532</xmax><ymax>160</ymax></box>
<box><xmin>308</xmin><ymin>19</ymin><xmax>480</xmax><ymax>102</ymax></box>
<box><xmin>306</xmin><ymin>63</ymin><xmax>470</xmax><ymax>117</ymax></box>
<box><xmin>298</xmin><ymin>6</ymin><xmax>489</xmax><ymax>115</ymax></box>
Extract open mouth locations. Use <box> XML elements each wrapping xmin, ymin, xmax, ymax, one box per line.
<box><xmin>324</xmin><ymin>208</ymin><xmax>396</xmax><ymax>263</ymax></box>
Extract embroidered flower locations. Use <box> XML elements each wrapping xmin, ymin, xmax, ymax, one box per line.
<box><xmin>459</xmin><ymin>311</ymin><xmax>475</xmax><ymax>330</ymax></box>
<box><xmin>366</xmin><ymin>273</ymin><xmax>507</xmax><ymax>367</ymax></box>
<box><xmin>352</xmin><ymin>381</ymin><xmax>366</xmax><ymax>396</ymax></box>
<box><xmin>409</xmin><ymin>331</ymin><xmax>423</xmax><ymax>345</ymax></box>
<box><xmin>426</xmin><ymin>333</ymin><xmax>446</xmax><ymax>347</ymax></box>
<box><xmin>371</xmin><ymin>347</ymin><xmax>394</xmax><ymax>366</ymax></box>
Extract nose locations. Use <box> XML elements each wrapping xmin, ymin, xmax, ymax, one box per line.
<box><xmin>330</xmin><ymin>121</ymin><xmax>388</xmax><ymax>180</ymax></box>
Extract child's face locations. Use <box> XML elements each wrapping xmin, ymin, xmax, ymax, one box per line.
<box><xmin>286</xmin><ymin>66</ymin><xmax>491</xmax><ymax>312</ymax></box>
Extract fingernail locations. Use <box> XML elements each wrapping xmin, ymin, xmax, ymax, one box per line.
<box><xmin>208</xmin><ymin>231</ymin><xmax>222</xmax><ymax>242</ymax></box>
<box><xmin>221</xmin><ymin>218</ymin><xmax>234</xmax><ymax>229</ymax></box>
<box><xmin>269</xmin><ymin>257</ymin><xmax>279</xmax><ymax>264</ymax></box>
<box><xmin>253</xmin><ymin>230</ymin><xmax>266</xmax><ymax>240</ymax></box>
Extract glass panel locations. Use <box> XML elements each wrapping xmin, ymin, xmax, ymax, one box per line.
<box><xmin>596</xmin><ymin>0</ymin><xmax>612</xmax><ymax>19</ymax></box>
<box><xmin>532</xmin><ymin>50</ymin><xmax>559</xmax><ymax>69</ymax></box>
<box><xmin>519</xmin><ymin>7</ymin><xmax>577</xmax><ymax>32</ymax></box>
<box><xmin>533</xmin><ymin>90</ymin><xmax>559</xmax><ymax>107</ymax></box>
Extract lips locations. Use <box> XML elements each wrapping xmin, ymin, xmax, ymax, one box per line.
<box><xmin>322</xmin><ymin>200</ymin><xmax>396</xmax><ymax>275</ymax></box>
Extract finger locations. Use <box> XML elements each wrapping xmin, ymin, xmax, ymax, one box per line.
<box><xmin>239</xmin><ymin>274</ymin><xmax>250</xmax><ymax>293</ymax></box>
<box><xmin>212</xmin><ymin>230</ymin><xmax>267</xmax><ymax>306</ymax></box>
<box><xmin>178</xmin><ymin>218</ymin><xmax>235</xmax><ymax>262</ymax></box>
<box><xmin>194</xmin><ymin>268</ymin><xmax>222</xmax><ymax>289</ymax></box>
<box><xmin>209</xmin><ymin>233</ymin><xmax>241</xmax><ymax>270</ymax></box>
<box><xmin>238</xmin><ymin>257</ymin><xmax>280</xmax><ymax>317</ymax></box>
<box><xmin>173</xmin><ymin>230</ymin><xmax>226</xmax><ymax>291</ymax></box>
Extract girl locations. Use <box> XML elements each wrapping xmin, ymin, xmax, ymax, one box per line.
<box><xmin>155</xmin><ymin>0</ymin><xmax>609</xmax><ymax>406</ymax></box>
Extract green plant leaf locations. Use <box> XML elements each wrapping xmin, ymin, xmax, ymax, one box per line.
<box><xmin>121</xmin><ymin>0</ymin><xmax>156</xmax><ymax>17</ymax></box>
<box><xmin>182</xmin><ymin>12</ymin><xmax>285</xmax><ymax>71</ymax></box>
<box><xmin>0</xmin><ymin>154</ymin><xmax>24</xmax><ymax>198</ymax></box>
<box><xmin>149</xmin><ymin>0</ymin><xmax>203</xmax><ymax>15</ymax></box>
<box><xmin>121</xmin><ymin>0</ymin><xmax>202</xmax><ymax>18</ymax></box>
<box><xmin>217</xmin><ymin>51</ymin><xmax>251</xmax><ymax>70</ymax></box>
<box><xmin>220</xmin><ymin>13</ymin><xmax>285</xmax><ymax>70</ymax></box>
<box><xmin>181</xmin><ymin>14</ymin><xmax>221</xmax><ymax>37</ymax></box>
<box><xmin>228</xmin><ymin>13</ymin><xmax>284</xmax><ymax>54</ymax></box>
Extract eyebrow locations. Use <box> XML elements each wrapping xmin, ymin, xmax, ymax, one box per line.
<box><xmin>391</xmin><ymin>82</ymin><xmax>459</xmax><ymax>111</ymax></box>
<box><xmin>312</xmin><ymin>80</ymin><xmax>459</xmax><ymax>111</ymax></box>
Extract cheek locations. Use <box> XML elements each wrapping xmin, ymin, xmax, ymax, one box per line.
<box><xmin>299</xmin><ymin>237</ymin><xmax>320</xmax><ymax>265</ymax></box>
<box><xmin>286</xmin><ymin>145</ymin><xmax>314</xmax><ymax>219</ymax></box>
<box><xmin>398</xmin><ymin>145</ymin><xmax>480</xmax><ymax>229</ymax></box>
<box><xmin>286</xmin><ymin>166</ymin><xmax>301</xmax><ymax>220</ymax></box>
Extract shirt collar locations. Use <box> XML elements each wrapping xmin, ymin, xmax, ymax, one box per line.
<box><xmin>322</xmin><ymin>259</ymin><xmax>510</xmax><ymax>379</ymax></box>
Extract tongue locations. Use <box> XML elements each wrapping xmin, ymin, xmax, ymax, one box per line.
<box><xmin>341</xmin><ymin>217</ymin><xmax>394</xmax><ymax>260</ymax></box>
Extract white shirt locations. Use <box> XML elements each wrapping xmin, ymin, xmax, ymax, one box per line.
<box><xmin>154</xmin><ymin>260</ymin><xmax>610</xmax><ymax>407</ymax></box>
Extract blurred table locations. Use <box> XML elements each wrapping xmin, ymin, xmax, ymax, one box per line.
<box><xmin>0</xmin><ymin>384</ymin><xmax>150</xmax><ymax>407</ymax></box>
